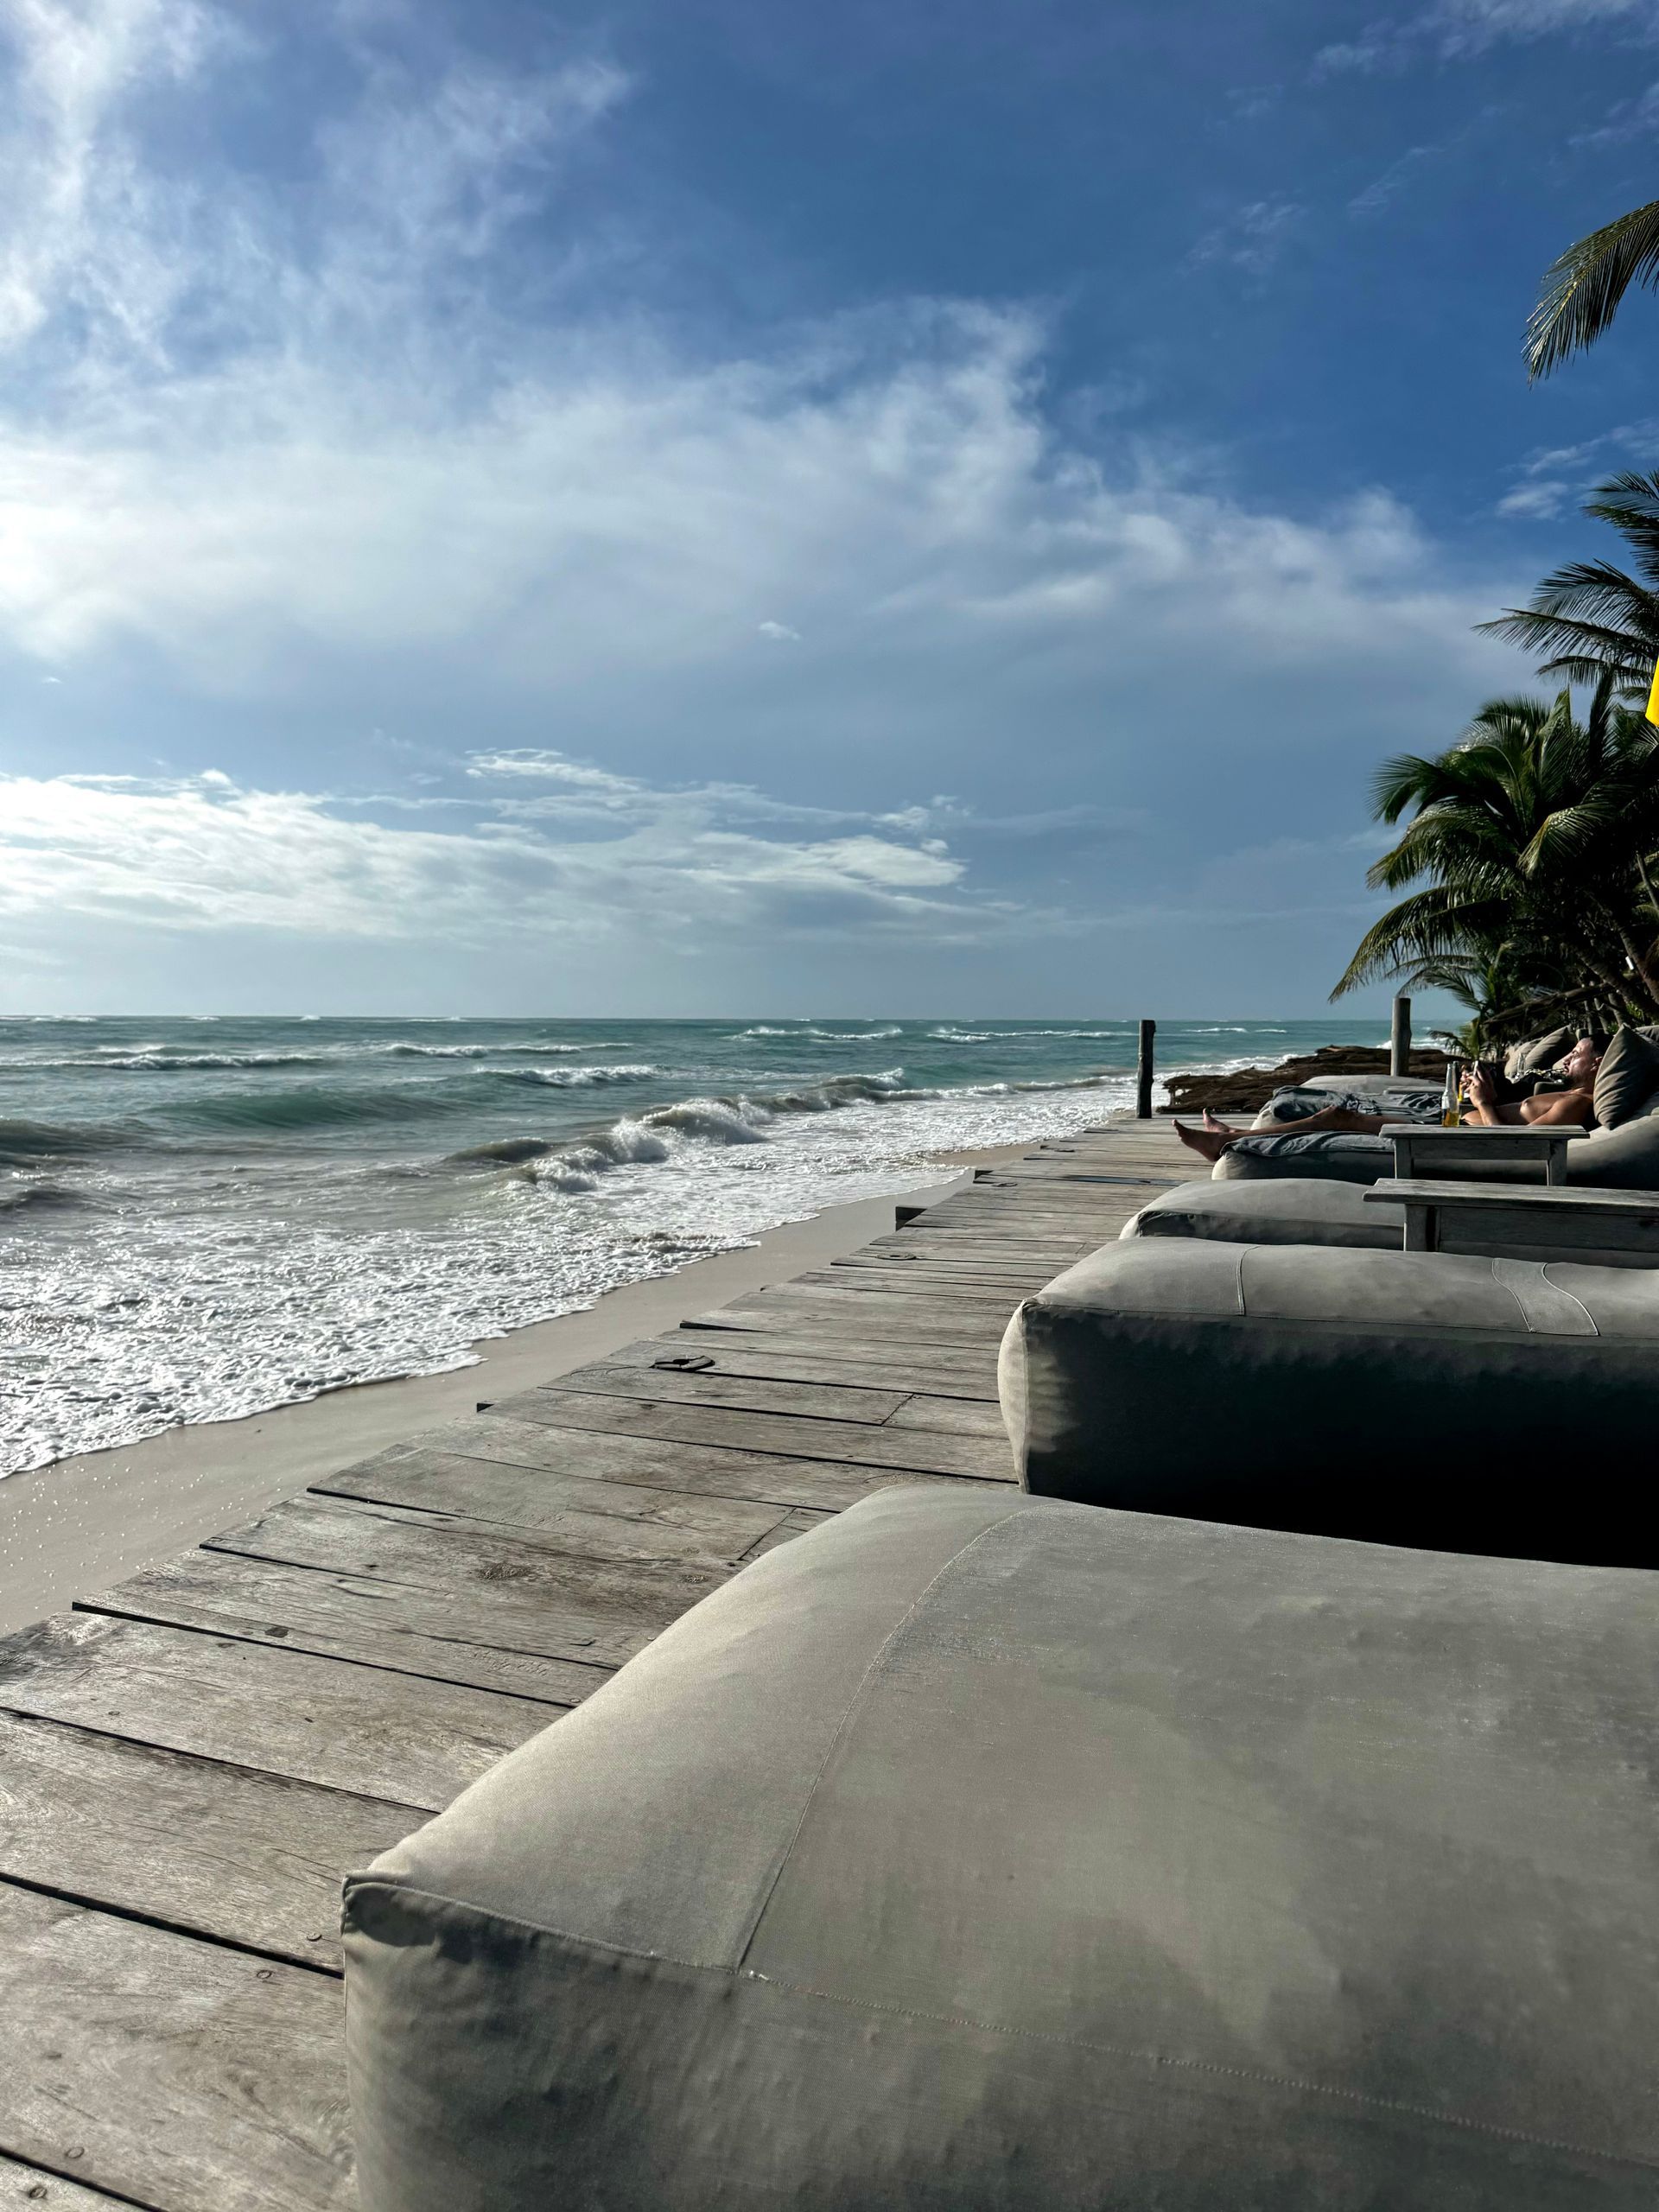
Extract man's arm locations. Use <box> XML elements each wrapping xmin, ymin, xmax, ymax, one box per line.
<box><xmin>1462</xmin><ymin>1069</ymin><xmax>1526</xmax><ymax>1125</ymax></box>
<box><xmin>1517</xmin><ymin>1087</ymin><xmax>1594</xmax><ymax>1127</ymax></box>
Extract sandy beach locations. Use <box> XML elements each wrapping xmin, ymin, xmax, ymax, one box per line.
<box><xmin>0</xmin><ymin>1149</ymin><xmax>1032</xmax><ymax>1637</ymax></box>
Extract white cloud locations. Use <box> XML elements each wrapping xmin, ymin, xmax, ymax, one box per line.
<box><xmin>0</xmin><ymin>2</ymin><xmax>1530</xmax><ymax>1008</ymax></box>
<box><xmin>1497</xmin><ymin>480</ymin><xmax>1573</xmax><ymax>518</ymax></box>
<box><xmin>0</xmin><ymin>761</ymin><xmax>982</xmax><ymax>949</ymax></box>
<box><xmin>1494</xmin><ymin>418</ymin><xmax>1659</xmax><ymax>519</ymax></box>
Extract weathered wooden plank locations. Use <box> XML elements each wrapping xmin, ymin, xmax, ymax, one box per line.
<box><xmin>315</xmin><ymin>1444</ymin><xmax>788</xmax><ymax>1565</ymax></box>
<box><xmin>728</xmin><ymin>1280</ymin><xmax>1020</xmax><ymax>1321</ymax></box>
<box><xmin>0</xmin><ymin>1613</ymin><xmax>550</xmax><ymax>1812</ymax></box>
<box><xmin>540</xmin><ymin>1355</ymin><xmax>914</xmax><ymax>1425</ymax></box>
<box><xmin>689</xmin><ymin>1293</ymin><xmax>1009</xmax><ymax>1346</ymax></box>
<box><xmin>338</xmin><ymin>1423</ymin><xmax>972</xmax><ymax>1517</ymax></box>
<box><xmin>911</xmin><ymin>1205</ymin><xmax>1131</xmax><ymax>1232</ymax></box>
<box><xmin>209</xmin><ymin>1495</ymin><xmax>721</xmax><ymax>1640</ymax></box>
<box><xmin>485</xmin><ymin>1389</ymin><xmax>1012</xmax><ymax>1482</ymax></box>
<box><xmin>885</xmin><ymin>1395</ymin><xmax>1010</xmax><ymax>1440</ymax></box>
<box><xmin>541</xmin><ymin>1357</ymin><xmax>1007</xmax><ymax>1442</ymax></box>
<box><xmin>82</xmin><ymin>1553</ymin><xmax>616</xmax><ymax>1705</ymax></box>
<box><xmin>830</xmin><ymin>1252</ymin><xmax>1055</xmax><ymax>1281</ymax></box>
<box><xmin>601</xmin><ymin>1332</ymin><xmax>1001</xmax><ymax>1397</ymax></box>
<box><xmin>0</xmin><ymin>1885</ymin><xmax>353</xmax><ymax>2212</ymax></box>
<box><xmin>862</xmin><ymin>1233</ymin><xmax>1091</xmax><ymax>1260</ymax></box>
<box><xmin>0</xmin><ymin>1710</ymin><xmax>414</xmax><ymax>1971</ymax></box>
<box><xmin>741</xmin><ymin>1508</ymin><xmax>834</xmax><ymax>1560</ymax></box>
<box><xmin>791</xmin><ymin>1268</ymin><xmax>1028</xmax><ymax>1304</ymax></box>
<box><xmin>0</xmin><ymin>2151</ymin><xmax>131</xmax><ymax>2208</ymax></box>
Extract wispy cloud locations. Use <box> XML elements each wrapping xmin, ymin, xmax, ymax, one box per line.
<box><xmin>1495</xmin><ymin>419</ymin><xmax>1659</xmax><ymax>518</ymax></box>
<box><xmin>1316</xmin><ymin>0</ymin><xmax>1657</xmax><ymax>74</ymax></box>
<box><xmin>1571</xmin><ymin>77</ymin><xmax>1659</xmax><ymax>142</ymax></box>
<box><xmin>1188</xmin><ymin>198</ymin><xmax>1306</xmax><ymax>276</ymax></box>
<box><xmin>1349</xmin><ymin>143</ymin><xmax>1443</xmax><ymax>217</ymax></box>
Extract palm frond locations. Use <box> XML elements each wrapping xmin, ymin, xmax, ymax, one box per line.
<box><xmin>1581</xmin><ymin>472</ymin><xmax>1659</xmax><ymax>582</ymax></box>
<box><xmin>1527</xmin><ymin>198</ymin><xmax>1659</xmax><ymax>379</ymax></box>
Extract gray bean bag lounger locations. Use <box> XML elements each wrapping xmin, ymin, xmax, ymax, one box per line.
<box><xmin>1122</xmin><ymin>1175</ymin><xmax>1659</xmax><ymax>1262</ymax></box>
<box><xmin>344</xmin><ymin>1484</ymin><xmax>1658</xmax><ymax>2210</ymax></box>
<box><xmin>1000</xmin><ymin>1237</ymin><xmax>1659</xmax><ymax>1564</ymax></box>
<box><xmin>1124</xmin><ymin>1177</ymin><xmax>1405</xmax><ymax>1251</ymax></box>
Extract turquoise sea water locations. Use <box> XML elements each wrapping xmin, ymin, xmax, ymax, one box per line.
<box><xmin>0</xmin><ymin>1014</ymin><xmax>1389</xmax><ymax>1471</ymax></box>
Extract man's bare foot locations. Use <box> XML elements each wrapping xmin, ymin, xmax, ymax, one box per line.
<box><xmin>1174</xmin><ymin>1119</ymin><xmax>1233</xmax><ymax>1164</ymax></box>
<box><xmin>1201</xmin><ymin>1109</ymin><xmax>1236</xmax><ymax>1134</ymax></box>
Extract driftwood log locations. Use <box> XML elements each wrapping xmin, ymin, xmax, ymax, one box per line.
<box><xmin>1160</xmin><ymin>1044</ymin><xmax>1451</xmax><ymax>1117</ymax></box>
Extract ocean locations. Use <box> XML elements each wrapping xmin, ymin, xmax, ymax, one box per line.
<box><xmin>0</xmin><ymin>1014</ymin><xmax>1387</xmax><ymax>1472</ymax></box>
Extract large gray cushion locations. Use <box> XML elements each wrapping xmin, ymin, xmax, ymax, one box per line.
<box><xmin>343</xmin><ymin>1485</ymin><xmax>1659</xmax><ymax>2210</ymax></box>
<box><xmin>1567</xmin><ymin>1107</ymin><xmax>1659</xmax><ymax>1187</ymax></box>
<box><xmin>1001</xmin><ymin>1237</ymin><xmax>1659</xmax><ymax>1565</ymax></box>
<box><xmin>1126</xmin><ymin>1175</ymin><xmax>1659</xmax><ymax>1266</ymax></box>
<box><xmin>1124</xmin><ymin>1177</ymin><xmax>1403</xmax><ymax>1250</ymax></box>
<box><xmin>1592</xmin><ymin>1025</ymin><xmax>1659</xmax><ymax>1128</ymax></box>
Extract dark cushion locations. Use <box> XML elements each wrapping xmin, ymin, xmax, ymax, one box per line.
<box><xmin>1214</xmin><ymin>1129</ymin><xmax>1393</xmax><ymax>1184</ymax></box>
<box><xmin>1001</xmin><ymin>1237</ymin><xmax>1659</xmax><ymax>1566</ymax></box>
<box><xmin>1252</xmin><ymin>1084</ymin><xmax>1440</xmax><ymax>1128</ymax></box>
<box><xmin>1503</xmin><ymin>1027</ymin><xmax>1574</xmax><ymax>1083</ymax></box>
<box><xmin>1592</xmin><ymin>1026</ymin><xmax>1659</xmax><ymax>1128</ymax></box>
<box><xmin>343</xmin><ymin>1487</ymin><xmax>1659</xmax><ymax>2211</ymax></box>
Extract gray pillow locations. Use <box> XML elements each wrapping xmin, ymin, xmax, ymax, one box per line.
<box><xmin>1592</xmin><ymin>1026</ymin><xmax>1659</xmax><ymax>1129</ymax></box>
<box><xmin>1503</xmin><ymin>1026</ymin><xmax>1573</xmax><ymax>1083</ymax></box>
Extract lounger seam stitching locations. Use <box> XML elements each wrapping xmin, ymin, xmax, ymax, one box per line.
<box><xmin>1489</xmin><ymin>1257</ymin><xmax>1534</xmax><ymax>1333</ymax></box>
<box><xmin>347</xmin><ymin>1884</ymin><xmax>1655</xmax><ymax>2173</ymax></box>
<box><xmin>731</xmin><ymin>1504</ymin><xmax>1033</xmax><ymax>1974</ymax></box>
<box><xmin>1538</xmin><ymin>1264</ymin><xmax>1599</xmax><ymax>1335</ymax></box>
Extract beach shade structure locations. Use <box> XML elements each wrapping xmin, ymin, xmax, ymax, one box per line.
<box><xmin>342</xmin><ymin>1485</ymin><xmax>1656</xmax><ymax>2210</ymax></box>
<box><xmin>999</xmin><ymin>1236</ymin><xmax>1659</xmax><ymax>1567</ymax></box>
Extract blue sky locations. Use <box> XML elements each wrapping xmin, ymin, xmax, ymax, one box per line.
<box><xmin>2</xmin><ymin>0</ymin><xmax>1656</xmax><ymax>1016</ymax></box>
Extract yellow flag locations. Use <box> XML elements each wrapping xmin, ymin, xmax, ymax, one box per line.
<box><xmin>1648</xmin><ymin>655</ymin><xmax>1659</xmax><ymax>725</ymax></box>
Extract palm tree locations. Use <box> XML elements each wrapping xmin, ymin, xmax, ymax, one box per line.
<box><xmin>1527</xmin><ymin>198</ymin><xmax>1659</xmax><ymax>379</ymax></box>
<box><xmin>1399</xmin><ymin>948</ymin><xmax>1585</xmax><ymax>1057</ymax></box>
<box><xmin>1332</xmin><ymin>679</ymin><xmax>1659</xmax><ymax>1031</ymax></box>
<box><xmin>1476</xmin><ymin>471</ymin><xmax>1659</xmax><ymax>696</ymax></box>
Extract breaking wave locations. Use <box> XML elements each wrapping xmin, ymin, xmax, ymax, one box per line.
<box><xmin>491</xmin><ymin>1064</ymin><xmax>662</xmax><ymax>1088</ymax></box>
<box><xmin>3</xmin><ymin>1050</ymin><xmax>339</xmax><ymax>1073</ymax></box>
<box><xmin>463</xmin><ymin>1069</ymin><xmax>929</xmax><ymax>1192</ymax></box>
<box><xmin>739</xmin><ymin>1024</ymin><xmax>902</xmax><ymax>1040</ymax></box>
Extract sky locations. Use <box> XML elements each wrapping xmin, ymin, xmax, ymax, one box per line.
<box><xmin>2</xmin><ymin>0</ymin><xmax>1657</xmax><ymax>1018</ymax></box>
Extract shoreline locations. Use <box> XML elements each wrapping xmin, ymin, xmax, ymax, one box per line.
<box><xmin>0</xmin><ymin>1140</ymin><xmax>1039</xmax><ymax>1636</ymax></box>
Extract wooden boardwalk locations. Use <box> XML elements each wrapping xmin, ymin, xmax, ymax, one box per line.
<box><xmin>0</xmin><ymin>1116</ymin><xmax>1190</xmax><ymax>2211</ymax></box>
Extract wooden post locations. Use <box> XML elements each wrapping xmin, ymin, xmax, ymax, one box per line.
<box><xmin>1390</xmin><ymin>995</ymin><xmax>1411</xmax><ymax>1078</ymax></box>
<box><xmin>1136</xmin><ymin>1019</ymin><xmax>1155</xmax><ymax>1119</ymax></box>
